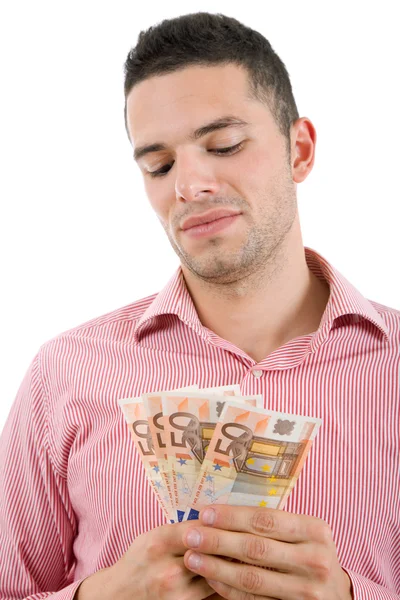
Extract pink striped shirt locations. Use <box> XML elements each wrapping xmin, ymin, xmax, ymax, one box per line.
<box><xmin>1</xmin><ymin>246</ymin><xmax>399</xmax><ymax>599</ymax></box>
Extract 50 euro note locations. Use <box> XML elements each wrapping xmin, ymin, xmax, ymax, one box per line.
<box><xmin>118</xmin><ymin>396</ymin><xmax>173</xmax><ymax>522</ymax></box>
<box><xmin>119</xmin><ymin>385</ymin><xmax>198</xmax><ymax>524</ymax></box>
<box><xmin>141</xmin><ymin>385</ymin><xmax>199</xmax><ymax>522</ymax></box>
<box><xmin>184</xmin><ymin>401</ymin><xmax>322</xmax><ymax>520</ymax></box>
<box><xmin>162</xmin><ymin>392</ymin><xmax>263</xmax><ymax>522</ymax></box>
<box><xmin>143</xmin><ymin>384</ymin><xmax>242</xmax><ymax>522</ymax></box>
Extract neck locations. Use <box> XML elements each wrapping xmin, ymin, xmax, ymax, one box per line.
<box><xmin>181</xmin><ymin>235</ymin><xmax>330</xmax><ymax>363</ymax></box>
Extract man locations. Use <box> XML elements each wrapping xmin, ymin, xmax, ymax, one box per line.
<box><xmin>1</xmin><ymin>11</ymin><xmax>399</xmax><ymax>600</ymax></box>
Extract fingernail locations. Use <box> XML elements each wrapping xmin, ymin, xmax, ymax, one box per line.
<box><xmin>186</xmin><ymin>529</ymin><xmax>201</xmax><ymax>547</ymax></box>
<box><xmin>187</xmin><ymin>552</ymin><xmax>201</xmax><ymax>569</ymax></box>
<box><xmin>202</xmin><ymin>508</ymin><xmax>215</xmax><ymax>525</ymax></box>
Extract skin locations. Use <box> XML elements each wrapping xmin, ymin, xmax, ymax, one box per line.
<box><xmin>76</xmin><ymin>518</ymin><xmax>221</xmax><ymax>600</ymax></box>
<box><xmin>126</xmin><ymin>62</ymin><xmax>331</xmax><ymax>363</ymax></box>
<box><xmin>182</xmin><ymin>504</ymin><xmax>353</xmax><ymax>600</ymax></box>
<box><xmin>124</xmin><ymin>63</ymin><xmax>352</xmax><ymax>599</ymax></box>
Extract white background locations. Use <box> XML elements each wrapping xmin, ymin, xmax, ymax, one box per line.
<box><xmin>1</xmin><ymin>1</ymin><xmax>399</xmax><ymax>433</ymax></box>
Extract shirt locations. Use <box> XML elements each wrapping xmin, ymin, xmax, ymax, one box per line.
<box><xmin>1</xmin><ymin>245</ymin><xmax>399</xmax><ymax>600</ymax></box>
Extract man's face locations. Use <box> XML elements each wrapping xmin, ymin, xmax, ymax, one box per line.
<box><xmin>126</xmin><ymin>63</ymin><xmax>300</xmax><ymax>284</ymax></box>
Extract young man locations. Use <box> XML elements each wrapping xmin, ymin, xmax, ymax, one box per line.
<box><xmin>1</xmin><ymin>12</ymin><xmax>399</xmax><ymax>600</ymax></box>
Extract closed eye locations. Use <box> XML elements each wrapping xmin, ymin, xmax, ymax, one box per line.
<box><xmin>147</xmin><ymin>141</ymin><xmax>244</xmax><ymax>178</ymax></box>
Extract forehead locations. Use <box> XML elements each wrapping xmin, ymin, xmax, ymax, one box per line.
<box><xmin>126</xmin><ymin>63</ymin><xmax>269</xmax><ymax>146</ymax></box>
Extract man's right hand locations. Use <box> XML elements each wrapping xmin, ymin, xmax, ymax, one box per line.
<box><xmin>75</xmin><ymin>519</ymin><xmax>219</xmax><ymax>600</ymax></box>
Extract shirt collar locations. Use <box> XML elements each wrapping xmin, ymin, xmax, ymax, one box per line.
<box><xmin>304</xmin><ymin>247</ymin><xmax>390</xmax><ymax>351</ymax></box>
<box><xmin>133</xmin><ymin>246</ymin><xmax>390</xmax><ymax>346</ymax></box>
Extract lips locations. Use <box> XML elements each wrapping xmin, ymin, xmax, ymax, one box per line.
<box><xmin>181</xmin><ymin>208</ymin><xmax>241</xmax><ymax>231</ymax></box>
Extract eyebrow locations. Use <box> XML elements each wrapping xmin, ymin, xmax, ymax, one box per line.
<box><xmin>133</xmin><ymin>115</ymin><xmax>249</xmax><ymax>162</ymax></box>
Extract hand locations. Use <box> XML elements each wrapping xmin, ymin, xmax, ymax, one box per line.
<box><xmin>182</xmin><ymin>505</ymin><xmax>353</xmax><ymax>600</ymax></box>
<box><xmin>75</xmin><ymin>519</ymin><xmax>219</xmax><ymax>600</ymax></box>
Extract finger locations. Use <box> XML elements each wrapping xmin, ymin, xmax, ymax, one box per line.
<box><xmin>199</xmin><ymin>505</ymin><xmax>327</xmax><ymax>544</ymax></box>
<box><xmin>184</xmin><ymin>550</ymin><xmax>302</xmax><ymax>599</ymax></box>
<box><xmin>155</xmin><ymin>557</ymin><xmax>212</xmax><ymax>597</ymax></box>
<box><xmin>206</xmin><ymin>577</ymin><xmax>278</xmax><ymax>600</ymax></box>
<box><xmin>152</xmin><ymin>518</ymin><xmax>203</xmax><ymax>556</ymax></box>
<box><xmin>183</xmin><ymin>526</ymin><xmax>295</xmax><ymax>572</ymax></box>
<box><xmin>186</xmin><ymin>574</ymin><xmax>218</xmax><ymax>599</ymax></box>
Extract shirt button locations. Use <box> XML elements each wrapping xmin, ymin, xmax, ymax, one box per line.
<box><xmin>252</xmin><ymin>369</ymin><xmax>263</xmax><ymax>378</ymax></box>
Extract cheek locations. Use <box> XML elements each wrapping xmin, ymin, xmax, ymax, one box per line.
<box><xmin>235</xmin><ymin>153</ymin><xmax>268</xmax><ymax>198</ymax></box>
<box><xmin>248</xmin><ymin>149</ymin><xmax>275</xmax><ymax>178</ymax></box>
<box><xmin>239</xmin><ymin>149</ymin><xmax>284</xmax><ymax>197</ymax></box>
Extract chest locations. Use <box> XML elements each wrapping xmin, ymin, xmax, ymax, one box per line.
<box><xmin>65</xmin><ymin>360</ymin><xmax>398</xmax><ymax>567</ymax></box>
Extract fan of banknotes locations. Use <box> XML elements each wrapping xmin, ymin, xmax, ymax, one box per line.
<box><xmin>118</xmin><ymin>384</ymin><xmax>322</xmax><ymax>523</ymax></box>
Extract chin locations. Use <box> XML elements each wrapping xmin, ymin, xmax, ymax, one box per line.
<box><xmin>186</xmin><ymin>259</ymin><xmax>244</xmax><ymax>281</ymax></box>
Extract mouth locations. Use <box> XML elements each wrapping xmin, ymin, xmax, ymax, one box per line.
<box><xmin>181</xmin><ymin>208</ymin><xmax>242</xmax><ymax>231</ymax></box>
<box><xmin>181</xmin><ymin>213</ymin><xmax>241</xmax><ymax>239</ymax></box>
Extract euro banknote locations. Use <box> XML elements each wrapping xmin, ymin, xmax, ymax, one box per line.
<box><xmin>142</xmin><ymin>384</ymin><xmax>242</xmax><ymax>521</ymax></box>
<box><xmin>119</xmin><ymin>385</ymin><xmax>198</xmax><ymax>522</ymax></box>
<box><xmin>119</xmin><ymin>386</ymin><xmax>321</xmax><ymax>525</ymax></box>
<box><xmin>162</xmin><ymin>392</ymin><xmax>263</xmax><ymax>522</ymax></box>
<box><xmin>118</xmin><ymin>396</ymin><xmax>173</xmax><ymax>521</ymax></box>
<box><xmin>184</xmin><ymin>401</ymin><xmax>322</xmax><ymax>520</ymax></box>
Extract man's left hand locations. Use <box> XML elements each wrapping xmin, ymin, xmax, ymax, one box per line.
<box><xmin>182</xmin><ymin>505</ymin><xmax>353</xmax><ymax>599</ymax></box>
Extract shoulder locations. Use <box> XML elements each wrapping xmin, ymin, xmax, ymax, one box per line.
<box><xmin>37</xmin><ymin>292</ymin><xmax>158</xmax><ymax>358</ymax></box>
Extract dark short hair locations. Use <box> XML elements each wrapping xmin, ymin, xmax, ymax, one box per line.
<box><xmin>123</xmin><ymin>12</ymin><xmax>299</xmax><ymax>158</ymax></box>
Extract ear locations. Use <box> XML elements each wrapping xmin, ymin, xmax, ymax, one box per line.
<box><xmin>290</xmin><ymin>117</ymin><xmax>316</xmax><ymax>184</ymax></box>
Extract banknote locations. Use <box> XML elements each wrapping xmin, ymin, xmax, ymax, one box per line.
<box><xmin>184</xmin><ymin>401</ymin><xmax>322</xmax><ymax>520</ymax></box>
<box><xmin>162</xmin><ymin>392</ymin><xmax>263</xmax><ymax>522</ymax></box>
<box><xmin>142</xmin><ymin>384</ymin><xmax>241</xmax><ymax>521</ymax></box>
<box><xmin>120</xmin><ymin>385</ymin><xmax>198</xmax><ymax>523</ymax></box>
<box><xmin>119</xmin><ymin>385</ymin><xmax>265</xmax><ymax>523</ymax></box>
<box><xmin>145</xmin><ymin>384</ymin><xmax>200</xmax><ymax>521</ymax></box>
<box><xmin>142</xmin><ymin>392</ymin><xmax>178</xmax><ymax>521</ymax></box>
<box><xmin>118</xmin><ymin>397</ymin><xmax>173</xmax><ymax>522</ymax></box>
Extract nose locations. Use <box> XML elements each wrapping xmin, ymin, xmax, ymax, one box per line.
<box><xmin>174</xmin><ymin>149</ymin><xmax>221</xmax><ymax>202</ymax></box>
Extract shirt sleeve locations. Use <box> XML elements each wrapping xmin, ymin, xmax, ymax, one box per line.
<box><xmin>343</xmin><ymin>567</ymin><xmax>400</xmax><ymax>599</ymax></box>
<box><xmin>0</xmin><ymin>351</ymin><xmax>85</xmax><ymax>599</ymax></box>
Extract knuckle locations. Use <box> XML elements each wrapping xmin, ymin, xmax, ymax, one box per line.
<box><xmin>301</xmin><ymin>582</ymin><xmax>324</xmax><ymax>600</ymax></box>
<box><xmin>302</xmin><ymin>548</ymin><xmax>332</xmax><ymax>581</ymax></box>
<box><xmin>315</xmin><ymin>520</ymin><xmax>333</xmax><ymax>545</ymax></box>
<box><xmin>314</xmin><ymin>555</ymin><xmax>332</xmax><ymax>582</ymax></box>
<box><xmin>244</xmin><ymin>535</ymin><xmax>269</xmax><ymax>562</ymax></box>
<box><xmin>250</xmin><ymin>509</ymin><xmax>277</xmax><ymax>535</ymax></box>
<box><xmin>145</xmin><ymin>540</ymin><xmax>166</xmax><ymax>561</ymax></box>
<box><xmin>158</xmin><ymin>563</ymin><xmax>185</xmax><ymax>592</ymax></box>
<box><xmin>238</xmin><ymin>566</ymin><xmax>263</xmax><ymax>593</ymax></box>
